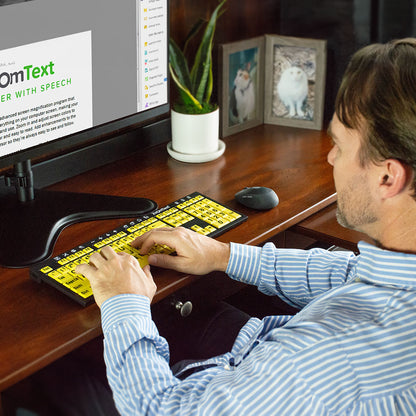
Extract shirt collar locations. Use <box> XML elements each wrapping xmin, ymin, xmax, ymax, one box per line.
<box><xmin>356</xmin><ymin>241</ymin><xmax>416</xmax><ymax>290</ymax></box>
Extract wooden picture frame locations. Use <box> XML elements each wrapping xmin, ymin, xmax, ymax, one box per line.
<box><xmin>264</xmin><ymin>35</ymin><xmax>327</xmax><ymax>130</ymax></box>
<box><xmin>219</xmin><ymin>37</ymin><xmax>264</xmax><ymax>138</ymax></box>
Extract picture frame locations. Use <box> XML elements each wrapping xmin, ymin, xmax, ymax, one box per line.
<box><xmin>264</xmin><ymin>35</ymin><xmax>327</xmax><ymax>130</ymax></box>
<box><xmin>219</xmin><ymin>36</ymin><xmax>265</xmax><ymax>138</ymax></box>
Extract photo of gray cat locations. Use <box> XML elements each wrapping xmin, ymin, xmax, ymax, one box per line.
<box><xmin>273</xmin><ymin>45</ymin><xmax>316</xmax><ymax>121</ymax></box>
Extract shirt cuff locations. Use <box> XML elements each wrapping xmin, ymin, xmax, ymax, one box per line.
<box><xmin>226</xmin><ymin>242</ymin><xmax>262</xmax><ymax>286</ymax></box>
<box><xmin>101</xmin><ymin>294</ymin><xmax>152</xmax><ymax>334</ymax></box>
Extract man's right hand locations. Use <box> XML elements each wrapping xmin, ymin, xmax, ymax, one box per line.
<box><xmin>132</xmin><ymin>227</ymin><xmax>231</xmax><ymax>275</ymax></box>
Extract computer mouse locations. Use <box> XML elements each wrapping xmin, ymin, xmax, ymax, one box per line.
<box><xmin>234</xmin><ymin>186</ymin><xmax>279</xmax><ymax>210</ymax></box>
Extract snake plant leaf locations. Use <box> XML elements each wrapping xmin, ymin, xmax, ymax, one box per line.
<box><xmin>169</xmin><ymin>38</ymin><xmax>192</xmax><ymax>91</ymax></box>
<box><xmin>183</xmin><ymin>18</ymin><xmax>205</xmax><ymax>56</ymax></box>
<box><xmin>169</xmin><ymin>63</ymin><xmax>202</xmax><ymax>111</ymax></box>
<box><xmin>204</xmin><ymin>58</ymin><xmax>214</xmax><ymax>104</ymax></box>
<box><xmin>190</xmin><ymin>0</ymin><xmax>226</xmax><ymax>104</ymax></box>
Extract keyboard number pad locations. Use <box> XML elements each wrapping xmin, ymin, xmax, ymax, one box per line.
<box><xmin>184</xmin><ymin>198</ymin><xmax>241</xmax><ymax>229</ymax></box>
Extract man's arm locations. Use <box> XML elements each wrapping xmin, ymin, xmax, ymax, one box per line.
<box><xmin>226</xmin><ymin>241</ymin><xmax>357</xmax><ymax>308</ymax></box>
<box><xmin>134</xmin><ymin>227</ymin><xmax>357</xmax><ymax>308</ymax></box>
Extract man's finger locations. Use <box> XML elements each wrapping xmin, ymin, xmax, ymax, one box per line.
<box><xmin>100</xmin><ymin>245</ymin><xmax>117</xmax><ymax>259</ymax></box>
<box><xmin>88</xmin><ymin>252</ymin><xmax>104</xmax><ymax>268</ymax></box>
<box><xmin>142</xmin><ymin>264</ymin><xmax>152</xmax><ymax>279</ymax></box>
<box><xmin>135</xmin><ymin>233</ymin><xmax>177</xmax><ymax>254</ymax></box>
<box><xmin>75</xmin><ymin>263</ymin><xmax>95</xmax><ymax>278</ymax></box>
<box><xmin>148</xmin><ymin>253</ymin><xmax>186</xmax><ymax>271</ymax></box>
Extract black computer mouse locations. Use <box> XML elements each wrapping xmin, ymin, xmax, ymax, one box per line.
<box><xmin>235</xmin><ymin>186</ymin><xmax>279</xmax><ymax>210</ymax></box>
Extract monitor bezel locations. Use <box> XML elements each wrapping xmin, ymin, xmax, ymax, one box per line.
<box><xmin>0</xmin><ymin>103</ymin><xmax>170</xmax><ymax>172</ymax></box>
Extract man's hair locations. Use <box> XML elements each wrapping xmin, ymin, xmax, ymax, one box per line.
<box><xmin>335</xmin><ymin>38</ymin><xmax>416</xmax><ymax>194</ymax></box>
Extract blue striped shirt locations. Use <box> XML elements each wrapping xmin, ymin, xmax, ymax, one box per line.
<box><xmin>101</xmin><ymin>241</ymin><xmax>416</xmax><ymax>415</ymax></box>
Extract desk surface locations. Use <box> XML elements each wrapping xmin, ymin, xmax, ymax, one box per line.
<box><xmin>0</xmin><ymin>124</ymin><xmax>336</xmax><ymax>391</ymax></box>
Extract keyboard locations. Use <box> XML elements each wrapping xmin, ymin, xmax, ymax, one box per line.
<box><xmin>30</xmin><ymin>192</ymin><xmax>247</xmax><ymax>306</ymax></box>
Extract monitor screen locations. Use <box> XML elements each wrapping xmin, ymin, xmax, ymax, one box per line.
<box><xmin>0</xmin><ymin>0</ymin><xmax>169</xmax><ymax>168</ymax></box>
<box><xmin>0</xmin><ymin>0</ymin><xmax>170</xmax><ymax>268</ymax></box>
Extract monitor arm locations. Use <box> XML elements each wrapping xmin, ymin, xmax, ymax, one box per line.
<box><xmin>0</xmin><ymin>160</ymin><xmax>158</xmax><ymax>268</ymax></box>
<box><xmin>4</xmin><ymin>160</ymin><xmax>35</xmax><ymax>203</ymax></box>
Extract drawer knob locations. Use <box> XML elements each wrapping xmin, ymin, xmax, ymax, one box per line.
<box><xmin>173</xmin><ymin>300</ymin><xmax>193</xmax><ymax>317</ymax></box>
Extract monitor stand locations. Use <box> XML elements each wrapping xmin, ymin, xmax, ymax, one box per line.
<box><xmin>0</xmin><ymin>161</ymin><xmax>158</xmax><ymax>268</ymax></box>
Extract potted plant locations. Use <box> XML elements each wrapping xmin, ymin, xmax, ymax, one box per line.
<box><xmin>168</xmin><ymin>0</ymin><xmax>226</xmax><ymax>162</ymax></box>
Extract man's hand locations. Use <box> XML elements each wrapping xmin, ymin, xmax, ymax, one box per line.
<box><xmin>76</xmin><ymin>246</ymin><xmax>156</xmax><ymax>308</ymax></box>
<box><xmin>133</xmin><ymin>227</ymin><xmax>231</xmax><ymax>275</ymax></box>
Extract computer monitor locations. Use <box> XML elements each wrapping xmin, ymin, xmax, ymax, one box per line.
<box><xmin>0</xmin><ymin>0</ymin><xmax>170</xmax><ymax>268</ymax></box>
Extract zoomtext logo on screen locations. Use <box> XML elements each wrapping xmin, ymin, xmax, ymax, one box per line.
<box><xmin>0</xmin><ymin>61</ymin><xmax>55</xmax><ymax>88</ymax></box>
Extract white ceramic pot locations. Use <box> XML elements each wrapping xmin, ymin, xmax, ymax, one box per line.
<box><xmin>171</xmin><ymin>108</ymin><xmax>219</xmax><ymax>155</ymax></box>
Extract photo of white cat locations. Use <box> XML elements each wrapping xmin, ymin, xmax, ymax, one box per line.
<box><xmin>264</xmin><ymin>35</ymin><xmax>326</xmax><ymax>130</ymax></box>
<box><xmin>272</xmin><ymin>45</ymin><xmax>316</xmax><ymax>121</ymax></box>
<box><xmin>277</xmin><ymin>66</ymin><xmax>308</xmax><ymax>117</ymax></box>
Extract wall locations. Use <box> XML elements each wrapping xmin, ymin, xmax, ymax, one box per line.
<box><xmin>170</xmin><ymin>0</ymin><xmax>416</xmax><ymax>125</ymax></box>
<box><xmin>278</xmin><ymin>0</ymin><xmax>372</xmax><ymax>122</ymax></box>
<box><xmin>170</xmin><ymin>0</ymin><xmax>280</xmax><ymax>45</ymax></box>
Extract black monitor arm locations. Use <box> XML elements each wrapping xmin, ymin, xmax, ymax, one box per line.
<box><xmin>0</xmin><ymin>160</ymin><xmax>157</xmax><ymax>268</ymax></box>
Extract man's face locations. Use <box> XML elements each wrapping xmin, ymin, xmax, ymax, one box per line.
<box><xmin>327</xmin><ymin>114</ymin><xmax>378</xmax><ymax>232</ymax></box>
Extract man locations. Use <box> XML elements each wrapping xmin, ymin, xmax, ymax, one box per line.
<box><xmin>77</xmin><ymin>38</ymin><xmax>416</xmax><ymax>415</ymax></box>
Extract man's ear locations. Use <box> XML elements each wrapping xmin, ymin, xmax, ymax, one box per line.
<box><xmin>378</xmin><ymin>159</ymin><xmax>410</xmax><ymax>199</ymax></box>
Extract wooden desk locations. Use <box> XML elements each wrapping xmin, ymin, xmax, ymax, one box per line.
<box><xmin>0</xmin><ymin>124</ymin><xmax>336</xmax><ymax>392</ymax></box>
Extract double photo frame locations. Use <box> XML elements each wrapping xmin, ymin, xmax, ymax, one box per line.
<box><xmin>219</xmin><ymin>35</ymin><xmax>327</xmax><ymax>137</ymax></box>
